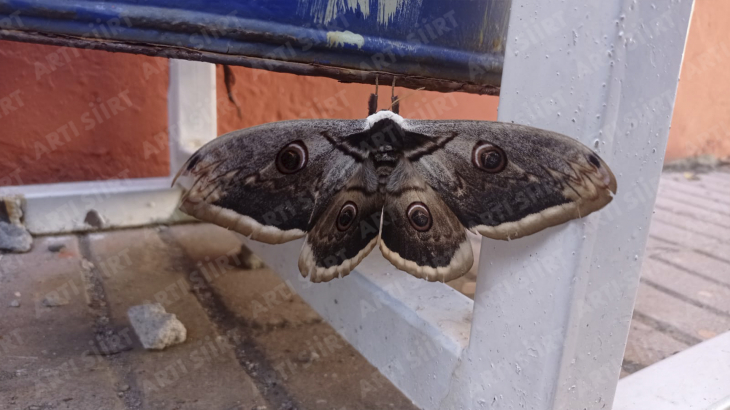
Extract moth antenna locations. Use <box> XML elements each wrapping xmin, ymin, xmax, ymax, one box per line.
<box><xmin>367</xmin><ymin>75</ymin><xmax>379</xmax><ymax>116</ymax></box>
<box><xmin>389</xmin><ymin>87</ymin><xmax>425</xmax><ymax>112</ymax></box>
<box><xmin>171</xmin><ymin>166</ymin><xmax>186</xmax><ymax>188</ymax></box>
<box><xmin>390</xmin><ymin>77</ymin><xmax>400</xmax><ymax>115</ymax></box>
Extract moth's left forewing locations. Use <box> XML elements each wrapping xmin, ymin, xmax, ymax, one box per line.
<box><xmin>403</xmin><ymin>120</ymin><xmax>617</xmax><ymax>240</ymax></box>
<box><xmin>174</xmin><ymin>119</ymin><xmax>367</xmax><ymax>244</ymax></box>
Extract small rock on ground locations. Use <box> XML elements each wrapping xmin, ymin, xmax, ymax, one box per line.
<box><xmin>47</xmin><ymin>243</ymin><xmax>66</xmax><ymax>252</ymax></box>
<box><xmin>127</xmin><ymin>303</ymin><xmax>187</xmax><ymax>350</ymax></box>
<box><xmin>296</xmin><ymin>350</ymin><xmax>320</xmax><ymax>364</ymax></box>
<box><xmin>84</xmin><ymin>209</ymin><xmax>106</xmax><ymax>229</ymax></box>
<box><xmin>81</xmin><ymin>258</ymin><xmax>95</xmax><ymax>270</ymax></box>
<box><xmin>0</xmin><ymin>221</ymin><xmax>32</xmax><ymax>253</ymax></box>
<box><xmin>237</xmin><ymin>245</ymin><xmax>266</xmax><ymax>270</ymax></box>
<box><xmin>42</xmin><ymin>294</ymin><xmax>69</xmax><ymax>307</ymax></box>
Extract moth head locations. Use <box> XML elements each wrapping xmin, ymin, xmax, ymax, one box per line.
<box><xmin>276</xmin><ymin>141</ymin><xmax>308</xmax><ymax>174</ymax></box>
<box><xmin>406</xmin><ymin>202</ymin><xmax>433</xmax><ymax>232</ymax></box>
<box><xmin>472</xmin><ymin>142</ymin><xmax>507</xmax><ymax>173</ymax></box>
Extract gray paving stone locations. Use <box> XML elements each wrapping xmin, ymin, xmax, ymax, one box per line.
<box><xmin>657</xmin><ymin>185</ymin><xmax>730</xmax><ymax>217</ymax></box>
<box><xmin>633</xmin><ymin>282</ymin><xmax>730</xmax><ymax>341</ymax></box>
<box><xmin>647</xmin><ymin>219</ymin><xmax>725</xmax><ymax>257</ymax></box>
<box><xmin>654</xmin><ymin>196</ymin><xmax>730</xmax><ymax>230</ymax></box>
<box><xmin>168</xmin><ymin>223</ymin><xmax>419</xmax><ymax>410</ymax></box>
<box><xmin>651</xmin><ymin>247</ymin><xmax>730</xmax><ymax>287</ymax></box>
<box><xmin>0</xmin><ymin>236</ymin><xmax>125</xmax><ymax>410</ymax></box>
<box><xmin>660</xmin><ymin>178</ymin><xmax>730</xmax><ymax>204</ymax></box>
<box><xmin>84</xmin><ymin>228</ymin><xmax>268</xmax><ymax>410</ymax></box>
<box><xmin>641</xmin><ymin>257</ymin><xmax>730</xmax><ymax>315</ymax></box>
<box><xmin>622</xmin><ymin>320</ymin><xmax>689</xmax><ymax>373</ymax></box>
<box><xmin>696</xmin><ymin>172</ymin><xmax>730</xmax><ymax>188</ymax></box>
<box><xmin>652</xmin><ymin>208</ymin><xmax>730</xmax><ymax>242</ymax></box>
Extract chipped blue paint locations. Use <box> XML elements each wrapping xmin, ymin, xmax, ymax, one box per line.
<box><xmin>0</xmin><ymin>0</ymin><xmax>510</xmax><ymax>90</ymax></box>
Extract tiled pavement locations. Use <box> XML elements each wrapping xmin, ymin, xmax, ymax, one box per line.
<box><xmin>624</xmin><ymin>171</ymin><xmax>730</xmax><ymax>375</ymax></box>
<box><xmin>0</xmin><ymin>225</ymin><xmax>418</xmax><ymax>410</ymax></box>
<box><xmin>1</xmin><ymin>170</ymin><xmax>728</xmax><ymax>408</ymax></box>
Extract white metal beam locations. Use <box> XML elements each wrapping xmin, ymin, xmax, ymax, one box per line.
<box><xmin>0</xmin><ymin>177</ymin><xmax>188</xmax><ymax>234</ymax></box>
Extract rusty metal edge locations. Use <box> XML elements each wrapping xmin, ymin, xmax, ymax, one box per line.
<box><xmin>0</xmin><ymin>29</ymin><xmax>500</xmax><ymax>95</ymax></box>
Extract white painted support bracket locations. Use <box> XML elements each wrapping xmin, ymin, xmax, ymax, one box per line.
<box><xmin>241</xmin><ymin>237</ymin><xmax>474</xmax><ymax>408</ymax></box>
<box><xmin>0</xmin><ymin>60</ymin><xmax>217</xmax><ymax>234</ymax></box>
<box><xmin>244</xmin><ymin>1</ymin><xmax>695</xmax><ymax>410</ymax></box>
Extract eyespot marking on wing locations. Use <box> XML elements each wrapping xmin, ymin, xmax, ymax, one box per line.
<box><xmin>406</xmin><ymin>202</ymin><xmax>433</xmax><ymax>231</ymax></box>
<box><xmin>276</xmin><ymin>141</ymin><xmax>308</xmax><ymax>174</ymax></box>
<box><xmin>472</xmin><ymin>142</ymin><xmax>507</xmax><ymax>173</ymax></box>
<box><xmin>336</xmin><ymin>201</ymin><xmax>358</xmax><ymax>231</ymax></box>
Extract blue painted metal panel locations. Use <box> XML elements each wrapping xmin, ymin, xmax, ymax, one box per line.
<box><xmin>0</xmin><ymin>0</ymin><xmax>509</xmax><ymax>93</ymax></box>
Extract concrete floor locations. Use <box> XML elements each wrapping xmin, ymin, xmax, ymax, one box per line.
<box><xmin>1</xmin><ymin>170</ymin><xmax>728</xmax><ymax>409</ymax></box>
<box><xmin>0</xmin><ymin>224</ymin><xmax>419</xmax><ymax>410</ymax></box>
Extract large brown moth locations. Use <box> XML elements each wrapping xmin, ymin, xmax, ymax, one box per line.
<box><xmin>174</xmin><ymin>87</ymin><xmax>616</xmax><ymax>283</ymax></box>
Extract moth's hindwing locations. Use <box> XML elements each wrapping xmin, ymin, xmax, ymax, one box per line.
<box><xmin>299</xmin><ymin>163</ymin><xmax>384</xmax><ymax>282</ymax></box>
<box><xmin>379</xmin><ymin>161</ymin><xmax>473</xmax><ymax>282</ymax></box>
<box><xmin>174</xmin><ymin>119</ymin><xmax>366</xmax><ymax>245</ymax></box>
<box><xmin>403</xmin><ymin>120</ymin><xmax>617</xmax><ymax>241</ymax></box>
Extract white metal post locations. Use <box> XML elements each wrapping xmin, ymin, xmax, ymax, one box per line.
<box><xmin>168</xmin><ymin>60</ymin><xmax>218</xmax><ymax>173</ymax></box>
<box><xmin>438</xmin><ymin>1</ymin><xmax>695</xmax><ymax>409</ymax></box>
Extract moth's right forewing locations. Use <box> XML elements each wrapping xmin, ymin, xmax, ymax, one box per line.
<box><xmin>403</xmin><ymin>120</ymin><xmax>617</xmax><ymax>241</ymax></box>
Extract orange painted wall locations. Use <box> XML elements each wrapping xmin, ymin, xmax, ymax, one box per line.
<box><xmin>216</xmin><ymin>65</ymin><xmax>498</xmax><ymax>135</ymax></box>
<box><xmin>0</xmin><ymin>40</ymin><xmax>169</xmax><ymax>186</ymax></box>
<box><xmin>665</xmin><ymin>0</ymin><xmax>730</xmax><ymax>161</ymax></box>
